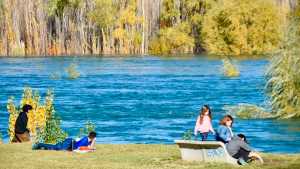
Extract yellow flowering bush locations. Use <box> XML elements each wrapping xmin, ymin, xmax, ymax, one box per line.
<box><xmin>7</xmin><ymin>87</ymin><xmax>54</xmax><ymax>142</ymax></box>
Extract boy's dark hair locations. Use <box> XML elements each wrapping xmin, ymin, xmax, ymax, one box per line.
<box><xmin>88</xmin><ymin>131</ymin><xmax>97</xmax><ymax>139</ymax></box>
<box><xmin>237</xmin><ymin>133</ymin><xmax>248</xmax><ymax>143</ymax></box>
<box><xmin>22</xmin><ymin>104</ymin><xmax>33</xmax><ymax>113</ymax></box>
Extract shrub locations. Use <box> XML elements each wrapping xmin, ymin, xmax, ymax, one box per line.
<box><xmin>65</xmin><ymin>63</ymin><xmax>80</xmax><ymax>79</ymax></box>
<box><xmin>222</xmin><ymin>58</ymin><xmax>240</xmax><ymax>77</ymax></box>
<box><xmin>182</xmin><ymin>130</ymin><xmax>193</xmax><ymax>140</ymax></box>
<box><xmin>36</xmin><ymin>112</ymin><xmax>68</xmax><ymax>144</ymax></box>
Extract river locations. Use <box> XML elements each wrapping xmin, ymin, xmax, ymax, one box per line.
<box><xmin>0</xmin><ymin>55</ymin><xmax>299</xmax><ymax>153</ymax></box>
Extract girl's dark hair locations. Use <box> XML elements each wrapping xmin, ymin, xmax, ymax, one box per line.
<box><xmin>219</xmin><ymin>115</ymin><xmax>234</xmax><ymax>126</ymax></box>
<box><xmin>88</xmin><ymin>131</ymin><xmax>97</xmax><ymax>139</ymax></box>
<box><xmin>199</xmin><ymin>105</ymin><xmax>212</xmax><ymax>124</ymax></box>
<box><xmin>22</xmin><ymin>104</ymin><xmax>33</xmax><ymax>113</ymax></box>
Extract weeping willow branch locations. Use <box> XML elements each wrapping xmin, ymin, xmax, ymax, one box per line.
<box><xmin>265</xmin><ymin>18</ymin><xmax>300</xmax><ymax>119</ymax></box>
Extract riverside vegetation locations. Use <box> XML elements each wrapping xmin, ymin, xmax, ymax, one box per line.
<box><xmin>220</xmin><ymin>2</ymin><xmax>300</xmax><ymax>120</ymax></box>
<box><xmin>0</xmin><ymin>2</ymin><xmax>300</xmax><ymax>168</ymax></box>
<box><xmin>7</xmin><ymin>87</ymin><xmax>97</xmax><ymax>144</ymax></box>
<box><xmin>229</xmin><ymin>6</ymin><xmax>300</xmax><ymax>120</ymax></box>
<box><xmin>0</xmin><ymin>0</ymin><xmax>296</xmax><ymax>56</ymax></box>
<box><xmin>7</xmin><ymin>87</ymin><xmax>67</xmax><ymax>144</ymax></box>
<box><xmin>1</xmin><ymin>0</ymin><xmax>300</xmax><ymax>149</ymax></box>
<box><xmin>265</xmin><ymin>17</ymin><xmax>300</xmax><ymax>119</ymax></box>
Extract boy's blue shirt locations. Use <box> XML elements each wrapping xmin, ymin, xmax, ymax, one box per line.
<box><xmin>74</xmin><ymin>136</ymin><xmax>90</xmax><ymax>149</ymax></box>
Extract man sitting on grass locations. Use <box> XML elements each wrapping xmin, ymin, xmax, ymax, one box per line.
<box><xmin>32</xmin><ymin>131</ymin><xmax>97</xmax><ymax>151</ymax></box>
<box><xmin>226</xmin><ymin>134</ymin><xmax>264</xmax><ymax>165</ymax></box>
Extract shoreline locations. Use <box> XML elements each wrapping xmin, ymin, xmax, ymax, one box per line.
<box><xmin>1</xmin><ymin>143</ymin><xmax>299</xmax><ymax>169</ymax></box>
<box><xmin>0</xmin><ymin>54</ymin><xmax>270</xmax><ymax>60</ymax></box>
<box><xmin>0</xmin><ymin>141</ymin><xmax>298</xmax><ymax>154</ymax></box>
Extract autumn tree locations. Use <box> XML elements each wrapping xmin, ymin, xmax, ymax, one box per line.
<box><xmin>202</xmin><ymin>0</ymin><xmax>283</xmax><ymax>56</ymax></box>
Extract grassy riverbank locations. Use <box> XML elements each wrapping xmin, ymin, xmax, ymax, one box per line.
<box><xmin>0</xmin><ymin>143</ymin><xmax>300</xmax><ymax>169</ymax></box>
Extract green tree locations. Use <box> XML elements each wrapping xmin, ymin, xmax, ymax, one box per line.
<box><xmin>202</xmin><ymin>0</ymin><xmax>283</xmax><ymax>56</ymax></box>
<box><xmin>266</xmin><ymin>18</ymin><xmax>300</xmax><ymax>119</ymax></box>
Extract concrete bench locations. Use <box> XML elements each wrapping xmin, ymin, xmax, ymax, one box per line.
<box><xmin>175</xmin><ymin>140</ymin><xmax>237</xmax><ymax>165</ymax></box>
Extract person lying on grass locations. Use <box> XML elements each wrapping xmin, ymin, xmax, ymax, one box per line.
<box><xmin>226</xmin><ymin>134</ymin><xmax>264</xmax><ymax>165</ymax></box>
<box><xmin>32</xmin><ymin>131</ymin><xmax>97</xmax><ymax>151</ymax></box>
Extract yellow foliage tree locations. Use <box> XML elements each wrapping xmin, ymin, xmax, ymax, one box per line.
<box><xmin>90</xmin><ymin>0</ymin><xmax>143</xmax><ymax>54</ymax></box>
<box><xmin>7</xmin><ymin>87</ymin><xmax>54</xmax><ymax>142</ymax></box>
<box><xmin>149</xmin><ymin>22</ymin><xmax>194</xmax><ymax>55</ymax></box>
<box><xmin>202</xmin><ymin>0</ymin><xmax>284</xmax><ymax>56</ymax></box>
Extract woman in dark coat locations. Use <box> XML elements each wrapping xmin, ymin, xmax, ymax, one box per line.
<box><xmin>12</xmin><ymin>104</ymin><xmax>32</xmax><ymax>142</ymax></box>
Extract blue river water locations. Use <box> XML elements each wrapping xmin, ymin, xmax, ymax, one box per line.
<box><xmin>0</xmin><ymin>55</ymin><xmax>299</xmax><ymax>153</ymax></box>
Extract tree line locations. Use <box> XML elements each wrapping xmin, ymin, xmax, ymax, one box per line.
<box><xmin>0</xmin><ymin>0</ymin><xmax>297</xmax><ymax>56</ymax></box>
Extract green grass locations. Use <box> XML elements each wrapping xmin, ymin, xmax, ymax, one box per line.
<box><xmin>0</xmin><ymin>143</ymin><xmax>300</xmax><ymax>169</ymax></box>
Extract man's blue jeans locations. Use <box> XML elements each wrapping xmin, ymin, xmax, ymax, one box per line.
<box><xmin>36</xmin><ymin>138</ymin><xmax>74</xmax><ymax>150</ymax></box>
